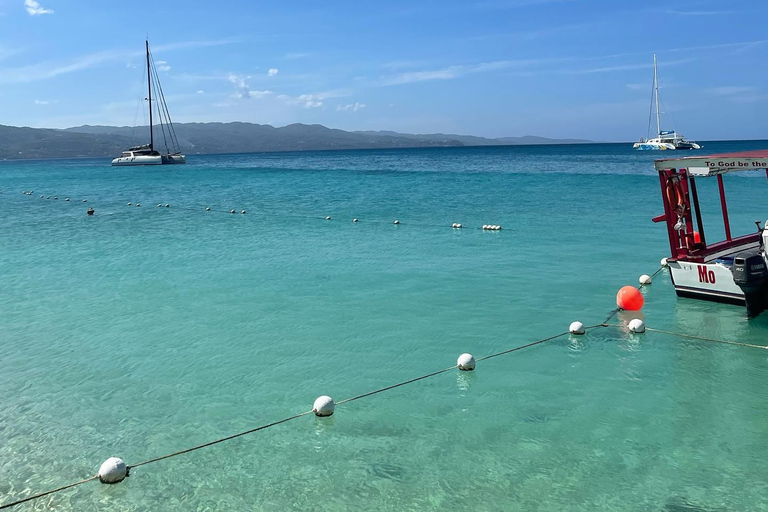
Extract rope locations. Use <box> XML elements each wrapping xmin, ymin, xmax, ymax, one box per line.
<box><xmin>129</xmin><ymin>410</ymin><xmax>314</xmax><ymax>469</ymax></box>
<box><xmin>644</xmin><ymin>327</ymin><xmax>768</xmax><ymax>350</ymax></box>
<box><xmin>600</xmin><ymin>323</ymin><xmax>767</xmax><ymax>350</ymax></box>
<box><xmin>0</xmin><ymin>476</ymin><xmax>98</xmax><ymax>510</ymax></box>
<box><xmin>0</xmin><ymin>325</ymin><xmax>583</xmax><ymax>509</ymax></box>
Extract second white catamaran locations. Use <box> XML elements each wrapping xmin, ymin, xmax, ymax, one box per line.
<box><xmin>633</xmin><ymin>54</ymin><xmax>700</xmax><ymax>151</ymax></box>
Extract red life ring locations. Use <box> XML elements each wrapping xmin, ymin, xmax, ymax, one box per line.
<box><xmin>665</xmin><ymin>178</ymin><xmax>684</xmax><ymax>211</ymax></box>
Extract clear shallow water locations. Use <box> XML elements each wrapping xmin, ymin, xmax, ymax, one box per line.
<box><xmin>1</xmin><ymin>142</ymin><xmax>768</xmax><ymax>511</ymax></box>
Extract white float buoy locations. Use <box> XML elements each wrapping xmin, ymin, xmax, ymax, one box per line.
<box><xmin>230</xmin><ymin>209</ymin><xmax>236</xmax><ymax>214</ymax></box>
<box><xmin>205</xmin><ymin>207</ymin><xmax>211</xmax><ymax>211</ymax></box>
<box><xmin>136</xmin><ymin>203</ymin><xmax>141</xmax><ymax>207</ymax></box>
<box><xmin>65</xmin><ymin>198</ymin><xmax>69</xmax><ymax>201</ymax></box>
<box><xmin>157</xmin><ymin>204</ymin><xmax>162</xmax><ymax>207</ymax></box>
<box><xmin>127</xmin><ymin>202</ymin><xmax>131</xmax><ymax>206</ymax></box>
<box><xmin>165</xmin><ymin>204</ymin><xmax>169</xmax><ymax>208</ymax></box>
<box><xmin>639</xmin><ymin>274</ymin><xmax>652</xmax><ymax>285</ymax></box>
<box><xmin>83</xmin><ymin>199</ymin><xmax>87</xmax><ymax>202</ymax></box>
<box><xmin>569</xmin><ymin>321</ymin><xmax>586</xmax><ymax>335</ymax></box>
<box><xmin>241</xmin><ymin>210</ymin><xmax>246</xmax><ymax>214</ymax></box>
<box><xmin>54</xmin><ymin>196</ymin><xmax>58</xmax><ymax>200</ymax></box>
<box><xmin>628</xmin><ymin>318</ymin><xmax>646</xmax><ymax>333</ymax></box>
<box><xmin>482</xmin><ymin>225</ymin><xmax>488</xmax><ymax>230</ymax></box>
<box><xmin>457</xmin><ymin>353</ymin><xmax>476</xmax><ymax>371</ymax></box>
<box><xmin>46</xmin><ymin>196</ymin><xmax>50</xmax><ymax>199</ymax></box>
<box><xmin>660</xmin><ymin>257</ymin><xmax>669</xmax><ymax>267</ymax></box>
<box><xmin>40</xmin><ymin>195</ymin><xmax>44</xmax><ymax>198</ymax></box>
<box><xmin>98</xmin><ymin>457</ymin><xmax>127</xmax><ymax>484</ymax></box>
<box><xmin>326</xmin><ymin>216</ymin><xmax>331</xmax><ymax>220</ymax></box>
<box><xmin>313</xmin><ymin>396</ymin><xmax>335</xmax><ymax>417</ymax></box>
<box><xmin>353</xmin><ymin>218</ymin><xmax>358</xmax><ymax>223</ymax></box>
<box><xmin>393</xmin><ymin>220</ymin><xmax>400</xmax><ymax>225</ymax></box>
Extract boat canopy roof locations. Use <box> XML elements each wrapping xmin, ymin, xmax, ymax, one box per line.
<box><xmin>654</xmin><ymin>150</ymin><xmax>768</xmax><ymax>176</ymax></box>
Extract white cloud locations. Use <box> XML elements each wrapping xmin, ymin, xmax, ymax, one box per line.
<box><xmin>708</xmin><ymin>86</ymin><xmax>758</xmax><ymax>96</ymax></box>
<box><xmin>227</xmin><ymin>73</ymin><xmax>251</xmax><ymax>98</ymax></box>
<box><xmin>0</xmin><ymin>50</ymin><xmax>122</xmax><ymax>84</ymax></box>
<box><xmin>268</xmin><ymin>68</ymin><xmax>278</xmax><ymax>76</ymax></box>
<box><xmin>227</xmin><ymin>74</ymin><xmax>273</xmax><ymax>99</ymax></box>
<box><xmin>277</xmin><ymin>92</ymin><xmax>335</xmax><ymax>108</ymax></box>
<box><xmin>287</xmin><ymin>91</ymin><xmax>346</xmax><ymax>108</ymax></box>
<box><xmin>24</xmin><ymin>0</ymin><xmax>53</xmax><ymax>15</ymax></box>
<box><xmin>156</xmin><ymin>60</ymin><xmax>171</xmax><ymax>72</ymax></box>
<box><xmin>197</xmin><ymin>90</ymin><xmax>204</xmax><ymax>94</ymax></box>
<box><xmin>298</xmin><ymin>94</ymin><xmax>323</xmax><ymax>108</ymax></box>
<box><xmin>34</xmin><ymin>99</ymin><xmax>52</xmax><ymax>105</ymax></box>
<box><xmin>337</xmin><ymin>102</ymin><xmax>366</xmax><ymax>112</ymax></box>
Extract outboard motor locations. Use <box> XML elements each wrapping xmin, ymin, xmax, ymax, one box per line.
<box><xmin>733</xmin><ymin>250</ymin><xmax>768</xmax><ymax>317</ymax></box>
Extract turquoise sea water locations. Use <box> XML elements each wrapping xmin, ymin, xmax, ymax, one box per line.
<box><xmin>1</xmin><ymin>142</ymin><xmax>768</xmax><ymax>511</ymax></box>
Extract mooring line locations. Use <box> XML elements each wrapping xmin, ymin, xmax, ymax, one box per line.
<box><xmin>645</xmin><ymin>327</ymin><xmax>768</xmax><ymax>350</ymax></box>
<box><xmin>601</xmin><ymin>323</ymin><xmax>767</xmax><ymax>350</ymax></box>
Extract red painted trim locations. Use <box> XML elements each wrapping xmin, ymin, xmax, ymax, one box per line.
<box><xmin>717</xmin><ymin>174</ymin><xmax>732</xmax><ymax>241</ymax></box>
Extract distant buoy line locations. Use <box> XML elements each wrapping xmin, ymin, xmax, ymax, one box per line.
<box><xmin>21</xmin><ymin>191</ymin><xmax>504</xmax><ymax>231</ymax></box>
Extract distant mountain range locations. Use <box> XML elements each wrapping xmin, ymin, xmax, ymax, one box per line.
<box><xmin>0</xmin><ymin>122</ymin><xmax>593</xmax><ymax>160</ymax></box>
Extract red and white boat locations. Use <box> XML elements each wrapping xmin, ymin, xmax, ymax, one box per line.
<box><xmin>653</xmin><ymin>151</ymin><xmax>768</xmax><ymax>316</ymax></box>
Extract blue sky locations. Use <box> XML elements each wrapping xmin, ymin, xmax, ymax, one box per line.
<box><xmin>0</xmin><ymin>0</ymin><xmax>766</xmax><ymax>141</ymax></box>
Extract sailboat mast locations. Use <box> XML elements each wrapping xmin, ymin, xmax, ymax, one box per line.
<box><xmin>653</xmin><ymin>53</ymin><xmax>660</xmax><ymax>136</ymax></box>
<box><xmin>146</xmin><ymin>40</ymin><xmax>154</xmax><ymax>150</ymax></box>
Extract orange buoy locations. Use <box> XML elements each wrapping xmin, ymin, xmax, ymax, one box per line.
<box><xmin>616</xmin><ymin>286</ymin><xmax>644</xmax><ymax>311</ymax></box>
<box><xmin>693</xmin><ymin>231</ymin><xmax>701</xmax><ymax>244</ymax></box>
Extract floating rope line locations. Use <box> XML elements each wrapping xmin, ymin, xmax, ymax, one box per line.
<box><xmin>129</xmin><ymin>410</ymin><xmax>314</xmax><ymax>469</ymax></box>
<box><xmin>0</xmin><ymin>476</ymin><xmax>98</xmax><ymax>510</ymax></box>
<box><xmin>0</xmin><ymin>324</ymin><xmax>592</xmax><ymax>510</ymax></box>
<box><xmin>627</xmin><ymin>326</ymin><xmax>767</xmax><ymax>350</ymax></box>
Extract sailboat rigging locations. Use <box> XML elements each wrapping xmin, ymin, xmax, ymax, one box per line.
<box><xmin>112</xmin><ymin>40</ymin><xmax>186</xmax><ymax>166</ymax></box>
<box><xmin>633</xmin><ymin>54</ymin><xmax>700</xmax><ymax>151</ymax></box>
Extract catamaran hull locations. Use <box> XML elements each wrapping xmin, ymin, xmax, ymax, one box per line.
<box><xmin>634</xmin><ymin>142</ymin><xmax>676</xmax><ymax>150</ymax></box>
<box><xmin>111</xmin><ymin>155</ymin><xmax>163</xmax><ymax>166</ymax></box>
<box><xmin>162</xmin><ymin>154</ymin><xmax>186</xmax><ymax>164</ymax></box>
<box><xmin>111</xmin><ymin>154</ymin><xmax>186</xmax><ymax>166</ymax></box>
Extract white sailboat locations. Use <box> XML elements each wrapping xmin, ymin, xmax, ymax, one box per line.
<box><xmin>112</xmin><ymin>40</ymin><xmax>186</xmax><ymax>166</ymax></box>
<box><xmin>633</xmin><ymin>54</ymin><xmax>700</xmax><ymax>151</ymax></box>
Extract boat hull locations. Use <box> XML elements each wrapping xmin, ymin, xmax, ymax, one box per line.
<box><xmin>669</xmin><ymin>260</ymin><xmax>746</xmax><ymax>305</ymax></box>
<box><xmin>111</xmin><ymin>154</ymin><xmax>186</xmax><ymax>166</ymax></box>
<box><xmin>162</xmin><ymin>154</ymin><xmax>186</xmax><ymax>164</ymax></box>
<box><xmin>634</xmin><ymin>142</ymin><xmax>675</xmax><ymax>150</ymax></box>
<box><xmin>111</xmin><ymin>155</ymin><xmax>163</xmax><ymax>166</ymax></box>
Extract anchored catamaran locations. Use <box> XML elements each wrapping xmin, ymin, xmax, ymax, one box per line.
<box><xmin>634</xmin><ymin>55</ymin><xmax>700</xmax><ymax>151</ymax></box>
<box><xmin>112</xmin><ymin>40</ymin><xmax>185</xmax><ymax>166</ymax></box>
